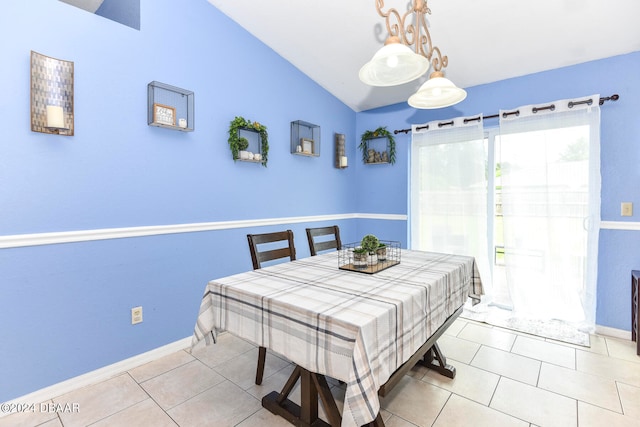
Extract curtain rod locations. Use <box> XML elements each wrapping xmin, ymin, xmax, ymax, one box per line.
<box><xmin>392</xmin><ymin>94</ymin><xmax>619</xmax><ymax>134</ymax></box>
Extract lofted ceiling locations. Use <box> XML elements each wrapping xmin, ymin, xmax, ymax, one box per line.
<box><xmin>59</xmin><ymin>0</ymin><xmax>105</xmax><ymax>13</ymax></box>
<box><xmin>207</xmin><ymin>0</ymin><xmax>640</xmax><ymax>112</ymax></box>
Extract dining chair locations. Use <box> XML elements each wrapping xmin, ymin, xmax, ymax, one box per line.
<box><xmin>306</xmin><ymin>225</ymin><xmax>342</xmax><ymax>256</ymax></box>
<box><xmin>246</xmin><ymin>229</ymin><xmax>296</xmax><ymax>384</ymax></box>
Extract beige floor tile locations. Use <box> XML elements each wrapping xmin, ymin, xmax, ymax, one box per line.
<box><xmin>235</xmin><ymin>408</ymin><xmax>293</xmax><ymax>427</ymax></box>
<box><xmin>605</xmin><ymin>337</ymin><xmax>640</xmax><ymax>364</ymax></box>
<box><xmin>421</xmin><ymin>359</ymin><xmax>500</xmax><ymax>406</ymax></box>
<box><xmin>490</xmin><ymin>324</ymin><xmax>547</xmax><ymax>342</ymax></box>
<box><xmin>190</xmin><ymin>332</ymin><xmax>256</xmax><ymax>369</ymax></box>
<box><xmin>457</xmin><ymin>322</ymin><xmax>517</xmax><ymax>351</ymax></box>
<box><xmin>511</xmin><ymin>335</ymin><xmax>575</xmax><ymax>369</ymax></box>
<box><xmin>55</xmin><ymin>374</ymin><xmax>148</xmax><ymax>427</ymax></box>
<box><xmin>490</xmin><ymin>377</ymin><xmax>577</xmax><ymax>427</ymax></box>
<box><xmin>212</xmin><ymin>347</ymin><xmax>291</xmax><ymax>390</ymax></box>
<box><xmin>577</xmin><ymin>349</ymin><xmax>640</xmax><ymax>387</ymax></box>
<box><xmin>244</xmin><ymin>363</ymin><xmax>296</xmax><ymax>400</ymax></box>
<box><xmin>383</xmin><ymin>414</ymin><xmax>420</xmax><ymax>427</ymax></box>
<box><xmin>167</xmin><ymin>380</ymin><xmax>261</xmax><ymax>427</ymax></box>
<box><xmin>578</xmin><ymin>401</ymin><xmax>640</xmax><ymax>427</ymax></box>
<box><xmin>444</xmin><ymin>318</ymin><xmax>468</xmax><ymax>337</ymax></box>
<box><xmin>471</xmin><ymin>345</ymin><xmax>541</xmax><ymax>385</ymax></box>
<box><xmin>617</xmin><ymin>382</ymin><xmax>640</xmax><ymax>418</ymax></box>
<box><xmin>434</xmin><ymin>393</ymin><xmax>528</xmax><ymax>427</ymax></box>
<box><xmin>587</xmin><ymin>334</ymin><xmax>610</xmax><ymax>354</ymax></box>
<box><xmin>38</xmin><ymin>419</ymin><xmax>63</xmax><ymax>427</ymax></box>
<box><xmin>0</xmin><ymin>400</ymin><xmax>59</xmax><ymax>427</ymax></box>
<box><xmin>140</xmin><ymin>359</ymin><xmax>225</xmax><ymax>410</ymax></box>
<box><xmin>538</xmin><ymin>363</ymin><xmax>622</xmax><ymax>412</ymax></box>
<box><xmin>436</xmin><ymin>334</ymin><xmax>481</xmax><ymax>364</ymax></box>
<box><xmin>128</xmin><ymin>349</ymin><xmax>194</xmax><ymax>383</ymax></box>
<box><xmin>380</xmin><ymin>375</ymin><xmax>450</xmax><ymax>427</ymax></box>
<box><xmin>91</xmin><ymin>398</ymin><xmax>177</xmax><ymax>427</ymax></box>
<box><xmin>547</xmin><ymin>333</ymin><xmax>608</xmax><ymax>355</ymax></box>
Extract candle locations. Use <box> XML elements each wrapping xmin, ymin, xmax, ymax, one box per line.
<box><xmin>46</xmin><ymin>105</ymin><xmax>64</xmax><ymax>128</ymax></box>
<box><xmin>340</xmin><ymin>156</ymin><xmax>348</xmax><ymax>167</ymax></box>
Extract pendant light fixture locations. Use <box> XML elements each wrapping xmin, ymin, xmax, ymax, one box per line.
<box><xmin>359</xmin><ymin>0</ymin><xmax>466</xmax><ymax>109</ymax></box>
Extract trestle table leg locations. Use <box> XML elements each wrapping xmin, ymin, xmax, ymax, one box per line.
<box><xmin>419</xmin><ymin>342</ymin><xmax>456</xmax><ymax>379</ymax></box>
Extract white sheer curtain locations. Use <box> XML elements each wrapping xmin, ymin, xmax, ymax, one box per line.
<box><xmin>498</xmin><ymin>95</ymin><xmax>601</xmax><ymax>329</ymax></box>
<box><xmin>410</xmin><ymin>116</ymin><xmax>492</xmax><ymax>291</ymax></box>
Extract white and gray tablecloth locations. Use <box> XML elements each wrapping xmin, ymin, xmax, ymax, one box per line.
<box><xmin>192</xmin><ymin>249</ymin><xmax>483</xmax><ymax>427</ymax></box>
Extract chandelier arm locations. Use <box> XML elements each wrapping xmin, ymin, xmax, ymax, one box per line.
<box><xmin>376</xmin><ymin>0</ymin><xmax>448</xmax><ymax>69</ymax></box>
<box><xmin>375</xmin><ymin>0</ymin><xmax>405</xmax><ymax>41</ymax></box>
<box><xmin>415</xmin><ymin>7</ymin><xmax>433</xmax><ymax>60</ymax></box>
<box><xmin>401</xmin><ymin>7</ymin><xmax>416</xmax><ymax>47</ymax></box>
<box><xmin>430</xmin><ymin>46</ymin><xmax>447</xmax><ymax>72</ymax></box>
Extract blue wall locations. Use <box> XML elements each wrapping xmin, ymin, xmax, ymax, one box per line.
<box><xmin>0</xmin><ymin>0</ymin><xmax>358</xmax><ymax>401</ymax></box>
<box><xmin>1</xmin><ymin>0</ymin><xmax>638</xmax><ymax>402</ymax></box>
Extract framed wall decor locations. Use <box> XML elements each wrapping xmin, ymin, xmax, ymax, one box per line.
<box><xmin>291</xmin><ymin>120</ymin><xmax>320</xmax><ymax>156</ymax></box>
<box><xmin>153</xmin><ymin>103</ymin><xmax>176</xmax><ymax>126</ymax></box>
<box><xmin>147</xmin><ymin>81</ymin><xmax>194</xmax><ymax>131</ymax></box>
<box><xmin>30</xmin><ymin>51</ymin><xmax>74</xmax><ymax>135</ymax></box>
<box><xmin>301</xmin><ymin>138</ymin><xmax>314</xmax><ymax>155</ymax></box>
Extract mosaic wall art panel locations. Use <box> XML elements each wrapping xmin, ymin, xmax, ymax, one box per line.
<box><xmin>30</xmin><ymin>51</ymin><xmax>74</xmax><ymax>136</ymax></box>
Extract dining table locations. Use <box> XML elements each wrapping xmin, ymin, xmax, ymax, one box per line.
<box><xmin>191</xmin><ymin>248</ymin><xmax>483</xmax><ymax>427</ymax></box>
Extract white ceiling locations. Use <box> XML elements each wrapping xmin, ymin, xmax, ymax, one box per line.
<box><xmin>207</xmin><ymin>0</ymin><xmax>640</xmax><ymax>112</ymax></box>
<box><xmin>60</xmin><ymin>0</ymin><xmax>105</xmax><ymax>14</ymax></box>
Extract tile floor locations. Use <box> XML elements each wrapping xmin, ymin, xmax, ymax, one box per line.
<box><xmin>2</xmin><ymin>318</ymin><xmax>639</xmax><ymax>427</ymax></box>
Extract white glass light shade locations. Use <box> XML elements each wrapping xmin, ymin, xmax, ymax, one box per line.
<box><xmin>359</xmin><ymin>41</ymin><xmax>430</xmax><ymax>87</ymax></box>
<box><xmin>408</xmin><ymin>74</ymin><xmax>467</xmax><ymax>109</ymax></box>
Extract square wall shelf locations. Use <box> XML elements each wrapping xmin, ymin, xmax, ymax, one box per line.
<box><xmin>362</xmin><ymin>135</ymin><xmax>391</xmax><ymax>164</ymax></box>
<box><xmin>291</xmin><ymin>120</ymin><xmax>320</xmax><ymax>156</ymax></box>
<box><xmin>148</xmin><ymin>81</ymin><xmax>194</xmax><ymax>132</ymax></box>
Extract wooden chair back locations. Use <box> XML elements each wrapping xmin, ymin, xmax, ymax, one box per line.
<box><xmin>306</xmin><ymin>225</ymin><xmax>342</xmax><ymax>256</ymax></box>
<box><xmin>247</xmin><ymin>230</ymin><xmax>296</xmax><ymax>270</ymax></box>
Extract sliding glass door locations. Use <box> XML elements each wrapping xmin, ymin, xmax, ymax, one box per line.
<box><xmin>498</xmin><ymin>100</ymin><xmax>600</xmax><ymax>326</ymax></box>
<box><xmin>410</xmin><ymin>117</ymin><xmax>492</xmax><ymax>292</ymax></box>
<box><xmin>410</xmin><ymin>96</ymin><xmax>600</xmax><ymax>328</ymax></box>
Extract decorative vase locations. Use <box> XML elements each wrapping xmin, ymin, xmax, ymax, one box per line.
<box><xmin>353</xmin><ymin>252</ymin><xmax>368</xmax><ymax>269</ymax></box>
<box><xmin>367</xmin><ymin>253</ymin><xmax>378</xmax><ymax>266</ymax></box>
<box><xmin>376</xmin><ymin>247</ymin><xmax>387</xmax><ymax>261</ymax></box>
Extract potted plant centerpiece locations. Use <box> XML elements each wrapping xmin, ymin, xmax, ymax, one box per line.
<box><xmin>361</xmin><ymin>234</ymin><xmax>380</xmax><ymax>266</ymax></box>
<box><xmin>340</xmin><ymin>236</ymin><xmax>399</xmax><ymax>273</ymax></box>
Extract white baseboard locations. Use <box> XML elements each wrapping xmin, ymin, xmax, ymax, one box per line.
<box><xmin>1</xmin><ymin>337</ymin><xmax>192</xmax><ymax>417</ymax></box>
<box><xmin>595</xmin><ymin>324</ymin><xmax>632</xmax><ymax>340</ymax></box>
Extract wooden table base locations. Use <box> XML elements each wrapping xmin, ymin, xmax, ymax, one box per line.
<box><xmin>261</xmin><ymin>365</ymin><xmax>338</xmax><ymax>427</ymax></box>
<box><xmin>262</xmin><ymin>306</ymin><xmax>463</xmax><ymax>427</ymax></box>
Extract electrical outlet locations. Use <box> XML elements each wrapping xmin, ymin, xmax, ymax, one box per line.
<box><xmin>621</xmin><ymin>202</ymin><xmax>633</xmax><ymax>217</ymax></box>
<box><xmin>131</xmin><ymin>306</ymin><xmax>143</xmax><ymax>325</ymax></box>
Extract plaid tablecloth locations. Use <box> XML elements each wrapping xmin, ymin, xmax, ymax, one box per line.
<box><xmin>192</xmin><ymin>249</ymin><xmax>482</xmax><ymax>427</ymax></box>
